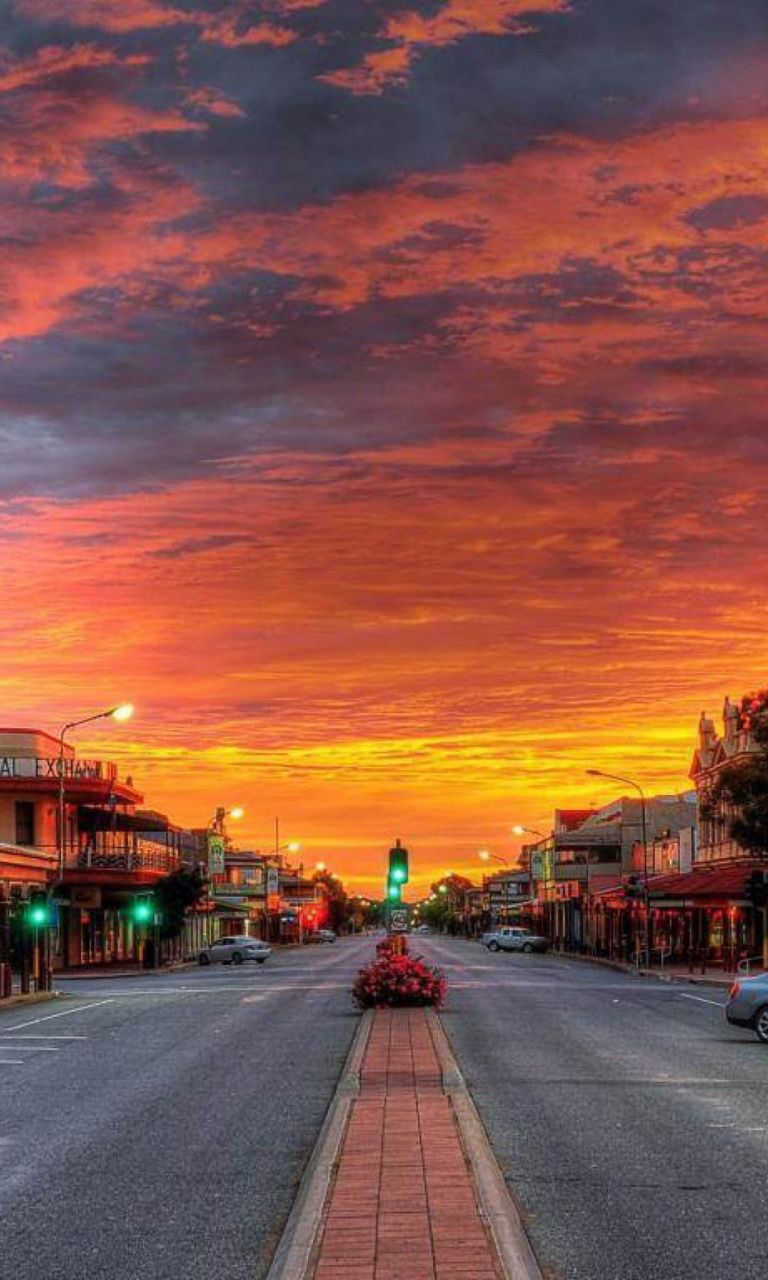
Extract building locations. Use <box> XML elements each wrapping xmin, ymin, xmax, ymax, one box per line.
<box><xmin>529</xmin><ymin>795</ymin><xmax>697</xmax><ymax>954</ymax></box>
<box><xmin>0</xmin><ymin>726</ymin><xmax>205</xmax><ymax>977</ymax></box>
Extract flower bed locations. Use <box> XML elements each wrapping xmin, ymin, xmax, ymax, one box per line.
<box><xmin>353</xmin><ymin>945</ymin><xmax>446</xmax><ymax>1009</ymax></box>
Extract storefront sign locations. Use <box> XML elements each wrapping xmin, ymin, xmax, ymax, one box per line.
<box><xmin>207</xmin><ymin>834</ymin><xmax>226</xmax><ymax>875</ymax></box>
<box><xmin>0</xmin><ymin>756</ymin><xmax>113</xmax><ymax>780</ymax></box>
<box><xmin>70</xmin><ymin>886</ymin><xmax>102</xmax><ymax>909</ymax></box>
<box><xmin>266</xmin><ymin>867</ymin><xmax>279</xmax><ymax>895</ymax></box>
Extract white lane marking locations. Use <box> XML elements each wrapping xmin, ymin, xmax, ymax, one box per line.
<box><xmin>0</xmin><ymin>1059</ymin><xmax>24</xmax><ymax>1065</ymax></box>
<box><xmin>0</xmin><ymin>999</ymin><xmax>115</xmax><ymax>1032</ymax></box>
<box><xmin>0</xmin><ymin>1045</ymin><xmax>60</xmax><ymax>1052</ymax></box>
<box><xmin>678</xmin><ymin>994</ymin><xmax>726</xmax><ymax>1007</ymax></box>
<box><xmin>0</xmin><ymin>1034</ymin><xmax>87</xmax><ymax>1041</ymax></box>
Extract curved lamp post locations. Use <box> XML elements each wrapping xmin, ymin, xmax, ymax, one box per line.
<box><xmin>586</xmin><ymin>768</ymin><xmax>650</xmax><ymax>969</ymax></box>
<box><xmin>57</xmin><ymin>703</ymin><xmax>134</xmax><ymax>883</ymax></box>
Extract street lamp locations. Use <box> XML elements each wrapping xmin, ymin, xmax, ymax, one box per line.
<box><xmin>478</xmin><ymin>849</ymin><xmax>510</xmax><ymax>868</ymax></box>
<box><xmin>57</xmin><ymin>703</ymin><xmax>134</xmax><ymax>884</ymax></box>
<box><xmin>586</xmin><ymin>769</ymin><xmax>650</xmax><ymax>969</ymax></box>
<box><xmin>512</xmin><ymin>824</ymin><xmax>547</xmax><ymax>839</ymax></box>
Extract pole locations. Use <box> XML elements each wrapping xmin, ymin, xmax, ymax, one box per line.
<box><xmin>637</xmin><ymin>788</ymin><xmax>650</xmax><ymax>971</ymax></box>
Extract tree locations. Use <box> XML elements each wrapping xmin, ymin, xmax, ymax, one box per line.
<box><xmin>423</xmin><ymin>874</ymin><xmax>474</xmax><ymax>934</ymax></box>
<box><xmin>312</xmin><ymin>870</ymin><xmax>350</xmax><ymax>932</ymax></box>
<box><xmin>154</xmin><ymin>867</ymin><xmax>207</xmax><ymax>940</ymax></box>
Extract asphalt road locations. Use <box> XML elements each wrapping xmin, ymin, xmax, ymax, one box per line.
<box><xmin>417</xmin><ymin>935</ymin><xmax>768</xmax><ymax>1280</ymax></box>
<box><xmin>0</xmin><ymin>937</ymin><xmax>371</xmax><ymax>1280</ymax></box>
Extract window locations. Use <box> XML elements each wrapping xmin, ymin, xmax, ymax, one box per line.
<box><xmin>15</xmin><ymin>801</ymin><xmax>35</xmax><ymax>846</ymax></box>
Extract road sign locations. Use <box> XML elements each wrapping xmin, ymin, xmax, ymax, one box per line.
<box><xmin>390</xmin><ymin>908</ymin><xmax>409</xmax><ymax>932</ymax></box>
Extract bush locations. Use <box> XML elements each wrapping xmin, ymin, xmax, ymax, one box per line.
<box><xmin>352</xmin><ymin>948</ymin><xmax>446</xmax><ymax>1009</ymax></box>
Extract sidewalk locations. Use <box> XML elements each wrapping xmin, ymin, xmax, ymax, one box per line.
<box><xmin>311</xmin><ymin>1009</ymin><xmax>503</xmax><ymax>1280</ymax></box>
<box><xmin>558</xmin><ymin>951</ymin><xmax>748</xmax><ymax>988</ymax></box>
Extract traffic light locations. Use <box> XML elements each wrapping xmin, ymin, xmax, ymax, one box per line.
<box><xmin>132</xmin><ymin>896</ymin><xmax>153</xmax><ymax>925</ymax></box>
<box><xmin>387</xmin><ymin>883</ymin><xmax>402</xmax><ymax>903</ymax></box>
<box><xmin>745</xmin><ymin>869</ymin><xmax>768</xmax><ymax>909</ymax></box>
<box><xmin>389</xmin><ymin>839</ymin><xmax>409</xmax><ymax>886</ymax></box>
<box><xmin>26</xmin><ymin>890</ymin><xmax>51</xmax><ymax>928</ymax></box>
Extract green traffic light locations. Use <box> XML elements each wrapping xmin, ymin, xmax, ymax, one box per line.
<box><xmin>391</xmin><ymin>867</ymin><xmax>407</xmax><ymax>883</ymax></box>
<box><xmin>133</xmin><ymin>901</ymin><xmax>153</xmax><ymax>924</ymax></box>
<box><xmin>27</xmin><ymin>905</ymin><xmax>49</xmax><ymax>928</ymax></box>
<box><xmin>387</xmin><ymin>884</ymin><xmax>401</xmax><ymax>902</ymax></box>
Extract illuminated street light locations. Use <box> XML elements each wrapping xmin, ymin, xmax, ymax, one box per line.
<box><xmin>587</xmin><ymin>768</ymin><xmax>650</xmax><ymax>969</ymax></box>
<box><xmin>512</xmin><ymin>824</ymin><xmax>546</xmax><ymax>839</ymax></box>
<box><xmin>478</xmin><ymin>849</ymin><xmax>509</xmax><ymax>868</ymax></box>
<box><xmin>58</xmin><ymin>703</ymin><xmax>136</xmax><ymax>883</ymax></box>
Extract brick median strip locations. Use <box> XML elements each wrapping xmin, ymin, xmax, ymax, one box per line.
<box><xmin>312</xmin><ymin>1009</ymin><xmax>504</xmax><ymax>1280</ymax></box>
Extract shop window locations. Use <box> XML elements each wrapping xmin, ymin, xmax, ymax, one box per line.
<box><xmin>15</xmin><ymin>801</ymin><xmax>35</xmax><ymax>847</ymax></box>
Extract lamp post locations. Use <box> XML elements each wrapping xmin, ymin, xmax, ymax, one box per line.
<box><xmin>53</xmin><ymin>703</ymin><xmax>133</xmax><ymax>988</ymax></box>
<box><xmin>57</xmin><ymin>703</ymin><xmax>134</xmax><ymax>885</ymax></box>
<box><xmin>586</xmin><ymin>769</ymin><xmax>650</xmax><ymax>970</ymax></box>
<box><xmin>478</xmin><ymin>850</ymin><xmax>510</xmax><ymax>868</ymax></box>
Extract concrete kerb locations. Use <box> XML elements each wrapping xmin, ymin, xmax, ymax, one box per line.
<box><xmin>427</xmin><ymin>1008</ymin><xmax>544</xmax><ymax>1280</ymax></box>
<box><xmin>265</xmin><ymin>1008</ymin><xmax>374</xmax><ymax>1280</ymax></box>
<box><xmin>0</xmin><ymin>990</ymin><xmax>63</xmax><ymax>1011</ymax></box>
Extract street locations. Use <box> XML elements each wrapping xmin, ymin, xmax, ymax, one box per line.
<box><xmin>0</xmin><ymin>938</ymin><xmax>369</xmax><ymax>1280</ymax></box>
<box><xmin>417</xmin><ymin>936</ymin><xmax>768</xmax><ymax>1280</ymax></box>
<box><xmin>4</xmin><ymin>935</ymin><xmax>767</xmax><ymax>1280</ymax></box>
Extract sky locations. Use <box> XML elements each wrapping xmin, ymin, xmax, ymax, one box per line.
<box><xmin>2</xmin><ymin>0</ymin><xmax>768</xmax><ymax>894</ymax></box>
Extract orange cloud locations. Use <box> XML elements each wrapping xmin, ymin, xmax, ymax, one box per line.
<box><xmin>17</xmin><ymin>0</ymin><xmax>300</xmax><ymax>46</ymax></box>
<box><xmin>322</xmin><ymin>0</ymin><xmax>570</xmax><ymax>94</ymax></box>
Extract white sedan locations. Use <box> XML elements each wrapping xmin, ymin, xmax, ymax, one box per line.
<box><xmin>199</xmin><ymin>935</ymin><xmax>272</xmax><ymax>965</ymax></box>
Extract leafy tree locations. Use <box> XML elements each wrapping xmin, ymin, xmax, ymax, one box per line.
<box><xmin>423</xmin><ymin>874</ymin><xmax>473</xmax><ymax>933</ymax></box>
<box><xmin>312</xmin><ymin>870</ymin><xmax>350</xmax><ymax>932</ymax></box>
<box><xmin>154</xmin><ymin>867</ymin><xmax>207</xmax><ymax>940</ymax></box>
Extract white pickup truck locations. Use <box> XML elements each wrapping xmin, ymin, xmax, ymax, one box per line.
<box><xmin>481</xmin><ymin>926</ymin><xmax>549</xmax><ymax>953</ymax></box>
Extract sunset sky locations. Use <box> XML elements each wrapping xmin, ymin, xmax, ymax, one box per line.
<box><xmin>3</xmin><ymin>0</ymin><xmax>768</xmax><ymax>894</ymax></box>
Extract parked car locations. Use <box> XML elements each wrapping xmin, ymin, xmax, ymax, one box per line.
<box><xmin>482</xmin><ymin>927</ymin><xmax>549</xmax><ymax>954</ymax></box>
<box><xmin>199</xmin><ymin>936</ymin><xmax>272</xmax><ymax>965</ymax></box>
<box><xmin>306</xmin><ymin>929</ymin><xmax>336</xmax><ymax>944</ymax></box>
<box><xmin>414</xmin><ymin>924</ymin><xmax>431</xmax><ymax>934</ymax></box>
<box><xmin>726</xmin><ymin>973</ymin><xmax>768</xmax><ymax>1042</ymax></box>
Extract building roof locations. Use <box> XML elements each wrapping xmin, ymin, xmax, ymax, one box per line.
<box><xmin>648</xmin><ymin>864</ymin><xmax>756</xmax><ymax>899</ymax></box>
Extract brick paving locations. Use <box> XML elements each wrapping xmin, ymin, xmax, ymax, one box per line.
<box><xmin>312</xmin><ymin>1009</ymin><xmax>503</xmax><ymax>1280</ymax></box>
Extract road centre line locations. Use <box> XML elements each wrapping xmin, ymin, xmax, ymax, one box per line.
<box><xmin>678</xmin><ymin>993</ymin><xmax>726</xmax><ymax>1007</ymax></box>
<box><xmin>0</xmin><ymin>1045</ymin><xmax>60</xmax><ymax>1052</ymax></box>
<box><xmin>0</xmin><ymin>1060</ymin><xmax>24</xmax><ymax>1065</ymax></box>
<box><xmin>0</xmin><ymin>1034</ymin><xmax>87</xmax><ymax>1040</ymax></box>
<box><xmin>1</xmin><ymin>999</ymin><xmax>115</xmax><ymax>1032</ymax></box>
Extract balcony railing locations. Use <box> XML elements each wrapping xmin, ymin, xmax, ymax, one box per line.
<box><xmin>69</xmin><ymin>832</ymin><xmax>181</xmax><ymax>875</ymax></box>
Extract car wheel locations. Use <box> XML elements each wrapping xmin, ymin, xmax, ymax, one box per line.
<box><xmin>198</xmin><ymin>953</ymin><xmax>211</xmax><ymax>965</ymax></box>
<box><xmin>488</xmin><ymin>940</ymin><xmax>500</xmax><ymax>952</ymax></box>
<box><xmin>256</xmin><ymin>958</ymin><xmax>266</xmax><ymax>964</ymax></box>
<box><xmin>522</xmin><ymin>942</ymin><xmax>533</xmax><ymax>953</ymax></box>
<box><xmin>232</xmin><ymin>952</ymin><xmax>243</xmax><ymax>965</ymax></box>
<box><xmin>755</xmin><ymin>1005</ymin><xmax>768</xmax><ymax>1043</ymax></box>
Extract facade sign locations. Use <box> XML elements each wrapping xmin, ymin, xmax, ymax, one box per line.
<box><xmin>0</xmin><ymin>756</ymin><xmax>113</xmax><ymax>781</ymax></box>
<box><xmin>531</xmin><ymin>850</ymin><xmax>553</xmax><ymax>882</ymax></box>
<box><xmin>266</xmin><ymin>867</ymin><xmax>279</xmax><ymax>895</ymax></box>
<box><xmin>70</xmin><ymin>886</ymin><xmax>102</xmax><ymax>909</ymax></box>
<box><xmin>207</xmin><ymin>834</ymin><xmax>226</xmax><ymax>875</ymax></box>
